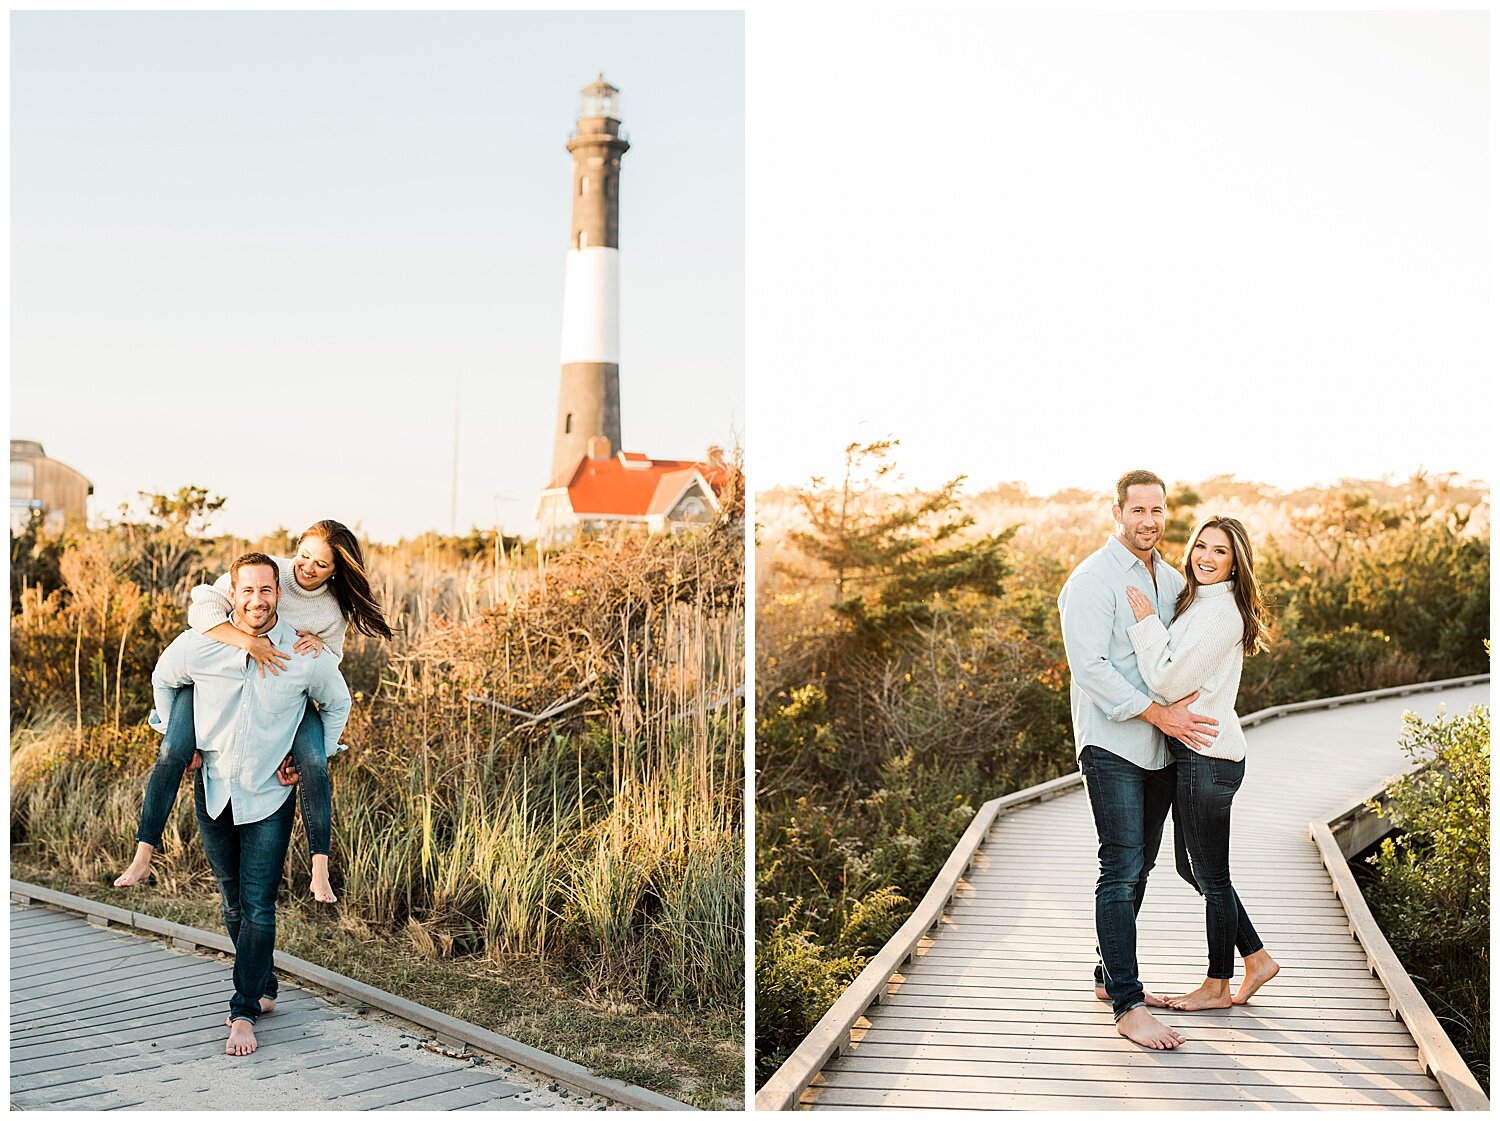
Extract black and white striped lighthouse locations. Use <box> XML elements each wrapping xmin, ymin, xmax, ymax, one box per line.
<box><xmin>551</xmin><ymin>75</ymin><xmax>630</xmax><ymax>484</ymax></box>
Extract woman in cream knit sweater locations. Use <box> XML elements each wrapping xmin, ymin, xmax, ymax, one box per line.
<box><xmin>1124</xmin><ymin>516</ymin><xmax>1279</xmax><ymax>1011</ymax></box>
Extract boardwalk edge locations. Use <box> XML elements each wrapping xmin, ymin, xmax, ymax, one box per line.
<box><xmin>1310</xmin><ymin>784</ymin><xmax>1491</xmax><ymax>1111</ymax></box>
<box><xmin>8</xmin><ymin>879</ymin><xmax>695</xmax><ymax>1112</ymax></box>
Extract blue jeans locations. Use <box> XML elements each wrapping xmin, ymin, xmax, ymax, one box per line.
<box><xmin>1168</xmin><ymin>738</ymin><xmax>1264</xmax><ymax>978</ymax></box>
<box><xmin>1079</xmin><ymin>745</ymin><xmax>1175</xmax><ymax>1019</ymax></box>
<box><xmin>192</xmin><ymin>771</ymin><xmax>296</xmax><ymax>1023</ymax></box>
<box><xmin>136</xmin><ymin>687</ymin><xmax>332</xmax><ymax>856</ymax></box>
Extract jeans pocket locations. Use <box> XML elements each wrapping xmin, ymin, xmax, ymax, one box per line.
<box><xmin>1209</xmin><ymin>756</ymin><xmax>1245</xmax><ymax>792</ymax></box>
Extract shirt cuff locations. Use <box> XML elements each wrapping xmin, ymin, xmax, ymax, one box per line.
<box><xmin>1110</xmin><ymin>691</ymin><xmax>1154</xmax><ymax>722</ymax></box>
<box><xmin>148</xmin><ymin>709</ymin><xmax>167</xmax><ymax>735</ymax></box>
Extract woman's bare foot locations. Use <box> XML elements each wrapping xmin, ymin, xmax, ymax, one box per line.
<box><xmin>310</xmin><ymin>855</ymin><xmax>337</xmax><ymax>904</ymax></box>
<box><xmin>226</xmin><ymin>1018</ymin><xmax>257</xmax><ymax>1055</ymax></box>
<box><xmin>1095</xmin><ymin>984</ymin><xmax>1169</xmax><ymax>1008</ymax></box>
<box><xmin>1167</xmin><ymin>979</ymin><xmax>1233</xmax><ymax>1011</ymax></box>
<box><xmin>1116</xmin><ymin>1006</ymin><xmax>1185</xmax><ymax>1049</ymax></box>
<box><xmin>1233</xmin><ymin>950</ymin><xmax>1280</xmax><ymax>1005</ymax></box>
<box><xmin>113</xmin><ymin>842</ymin><xmax>156</xmax><ymax>887</ymax></box>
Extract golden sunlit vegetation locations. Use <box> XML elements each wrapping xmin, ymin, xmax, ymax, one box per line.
<box><xmin>754</xmin><ymin>445</ymin><xmax>1488</xmax><ymax>1083</ymax></box>
<box><xmin>10</xmin><ymin>489</ymin><xmax>744</xmax><ymax>1107</ymax></box>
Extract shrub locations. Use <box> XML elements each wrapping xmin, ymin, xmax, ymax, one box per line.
<box><xmin>1242</xmin><ymin>625</ymin><xmax>1420</xmax><ymax>709</ymax></box>
<box><xmin>1364</xmin><ymin>705</ymin><xmax>1489</xmax><ymax>1093</ymax></box>
<box><xmin>754</xmin><ymin>908</ymin><xmax>862</xmax><ymax>1083</ymax></box>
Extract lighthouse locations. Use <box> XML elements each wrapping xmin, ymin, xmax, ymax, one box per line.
<box><xmin>550</xmin><ymin>75</ymin><xmax>630</xmax><ymax>485</ymax></box>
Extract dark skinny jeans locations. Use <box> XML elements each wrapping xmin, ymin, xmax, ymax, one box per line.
<box><xmin>193</xmin><ymin>769</ymin><xmax>294</xmax><ymax>1022</ymax></box>
<box><xmin>1168</xmin><ymin>738</ymin><xmax>1264</xmax><ymax>978</ymax></box>
<box><xmin>135</xmin><ymin>686</ymin><xmax>332</xmax><ymax>857</ymax></box>
<box><xmin>1079</xmin><ymin>745</ymin><xmax>1176</xmax><ymax>1019</ymax></box>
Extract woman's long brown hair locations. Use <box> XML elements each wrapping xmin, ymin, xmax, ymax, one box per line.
<box><xmin>1172</xmin><ymin>515</ymin><xmax>1271</xmax><ymax>656</ymax></box>
<box><xmin>300</xmin><ymin>519</ymin><xmax>394</xmax><ymax>640</ymax></box>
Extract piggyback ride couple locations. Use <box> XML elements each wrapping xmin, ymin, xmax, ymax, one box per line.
<box><xmin>114</xmin><ymin>520</ymin><xmax>392</xmax><ymax>1056</ymax></box>
<box><xmin>1058</xmin><ymin>470</ymin><xmax>1279</xmax><ymax>1051</ymax></box>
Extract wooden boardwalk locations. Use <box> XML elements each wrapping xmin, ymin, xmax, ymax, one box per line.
<box><xmin>9</xmin><ymin>901</ymin><xmax>623</xmax><ymax>1111</ymax></box>
<box><xmin>795</xmin><ymin>682</ymin><xmax>1488</xmax><ymax>1110</ymax></box>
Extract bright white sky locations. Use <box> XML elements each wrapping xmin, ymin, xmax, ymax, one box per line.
<box><xmin>747</xmin><ymin>9</ymin><xmax>1489</xmax><ymax>497</ymax></box>
<box><xmin>11</xmin><ymin>11</ymin><xmax>744</xmax><ymax>542</ymax></box>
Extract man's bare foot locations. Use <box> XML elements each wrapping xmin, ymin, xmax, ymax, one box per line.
<box><xmin>226</xmin><ymin>1018</ymin><xmax>257</xmax><ymax>1056</ymax></box>
<box><xmin>113</xmin><ymin>842</ymin><xmax>156</xmax><ymax>887</ymax></box>
<box><xmin>1232</xmin><ymin>950</ymin><xmax>1280</xmax><ymax>1005</ymax></box>
<box><xmin>1167</xmin><ymin>980</ymin><xmax>1233</xmax><ymax>1011</ymax></box>
<box><xmin>1116</xmin><ymin>1006</ymin><xmax>1185</xmax><ymax>1050</ymax></box>
<box><xmin>1095</xmin><ymin>984</ymin><xmax>1169</xmax><ymax>1008</ymax></box>
<box><xmin>310</xmin><ymin>854</ymin><xmax>337</xmax><ymax>904</ymax></box>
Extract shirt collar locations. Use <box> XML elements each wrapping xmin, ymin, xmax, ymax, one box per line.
<box><xmin>226</xmin><ymin>612</ymin><xmax>294</xmax><ymax>646</ymax></box>
<box><xmin>1105</xmin><ymin>534</ymin><xmax>1160</xmax><ymax>571</ymax></box>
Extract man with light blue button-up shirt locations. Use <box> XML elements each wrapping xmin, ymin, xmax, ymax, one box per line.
<box><xmin>1058</xmin><ymin>471</ymin><xmax>1218</xmax><ymax>1052</ymax></box>
<box><xmin>149</xmin><ymin>552</ymin><xmax>350</xmax><ymax>1057</ymax></box>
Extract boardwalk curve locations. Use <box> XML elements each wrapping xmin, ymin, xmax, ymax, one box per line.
<box><xmin>10</xmin><ymin>886</ymin><xmax>693</xmax><ymax>1111</ymax></box>
<box><xmin>759</xmin><ymin>677</ymin><xmax>1489</xmax><ymax>1111</ymax></box>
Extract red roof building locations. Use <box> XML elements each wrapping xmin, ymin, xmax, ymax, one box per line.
<box><xmin>536</xmin><ymin>438</ymin><xmax>738</xmax><ymax>548</ymax></box>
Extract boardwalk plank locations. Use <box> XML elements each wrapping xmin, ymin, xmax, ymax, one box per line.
<box><xmin>824</xmin><ymin>1056</ymin><xmax>1440</xmax><ymax>1092</ymax></box>
<box><xmin>847</xmin><ymin>1027</ymin><xmax>1422</xmax><ymax>1060</ymax></box>
<box><xmin>809</xmin><ymin>1072</ymin><xmax>1449</xmax><ymax>1106</ymax></box>
<box><xmin>855</xmin><ymin>1016</ymin><xmax>1428</xmax><ymax>1045</ymax></box>
<box><xmin>909</xmin><ymin>944</ymin><xmax>1376</xmax><ymax>969</ymax></box>
<box><xmin>845</xmin><ymin>1040</ymin><xmax>1424</xmax><ymax>1073</ymax></box>
<box><xmin>802</xmin><ymin>1085</ymin><xmax>1448</xmax><ymax>1110</ymax></box>
<box><xmin>12</xmin><ymin>1085</ymin><xmax>149</xmax><ymax>1110</ymax></box>
<box><xmin>370</xmin><ymin>1082</ymin><xmax>533</xmax><ymax>1110</ymax></box>
<box><xmin>884</xmin><ymin>984</ymin><xmax>1395</xmax><ymax>1010</ymax></box>
<box><xmin>890</xmin><ymin>966</ymin><xmax>1388</xmax><ymax>994</ymax></box>
<box><xmin>874</xmin><ymin>996</ymin><xmax>1399</xmax><ymax>1023</ymax></box>
<box><xmin>3</xmin><ymin>1055</ymin><xmax>172</xmax><ymax>1092</ymax></box>
<box><xmin>333</xmin><ymin>1066</ymin><xmax>525</xmax><ymax>1107</ymax></box>
<box><xmin>854</xmin><ymin>1007</ymin><xmax>1413</xmax><ymax>1036</ymax></box>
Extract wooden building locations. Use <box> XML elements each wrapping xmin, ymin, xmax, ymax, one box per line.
<box><xmin>10</xmin><ymin>440</ymin><xmax>92</xmax><ymax>533</ymax></box>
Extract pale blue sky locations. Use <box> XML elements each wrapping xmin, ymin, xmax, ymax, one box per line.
<box><xmin>748</xmin><ymin>10</ymin><xmax>1489</xmax><ymax>496</ymax></box>
<box><xmin>12</xmin><ymin>10</ymin><xmax>744</xmax><ymax>541</ymax></box>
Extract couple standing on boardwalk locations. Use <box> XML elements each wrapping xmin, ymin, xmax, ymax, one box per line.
<box><xmin>113</xmin><ymin>522</ymin><xmax>392</xmax><ymax>1056</ymax></box>
<box><xmin>1058</xmin><ymin>470</ymin><xmax>1280</xmax><ymax>1051</ymax></box>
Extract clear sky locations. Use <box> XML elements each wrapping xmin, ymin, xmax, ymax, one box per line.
<box><xmin>11</xmin><ymin>11</ymin><xmax>744</xmax><ymax>542</ymax></box>
<box><xmin>747</xmin><ymin>9</ymin><xmax>1489</xmax><ymax>496</ymax></box>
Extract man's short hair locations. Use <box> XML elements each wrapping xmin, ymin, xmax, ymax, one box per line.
<box><xmin>1115</xmin><ymin>470</ymin><xmax>1167</xmax><ymax>507</ymax></box>
<box><xmin>229</xmin><ymin>552</ymin><xmax>279</xmax><ymax>590</ymax></box>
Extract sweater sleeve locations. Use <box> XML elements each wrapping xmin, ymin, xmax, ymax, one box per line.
<box><xmin>1127</xmin><ymin>603</ymin><xmax>1240</xmax><ymax>704</ymax></box>
<box><xmin>187</xmin><ymin>570</ymin><xmax>235</xmax><ymax>635</ymax></box>
<box><xmin>317</xmin><ymin>614</ymin><xmax>349</xmax><ymax>662</ymax></box>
